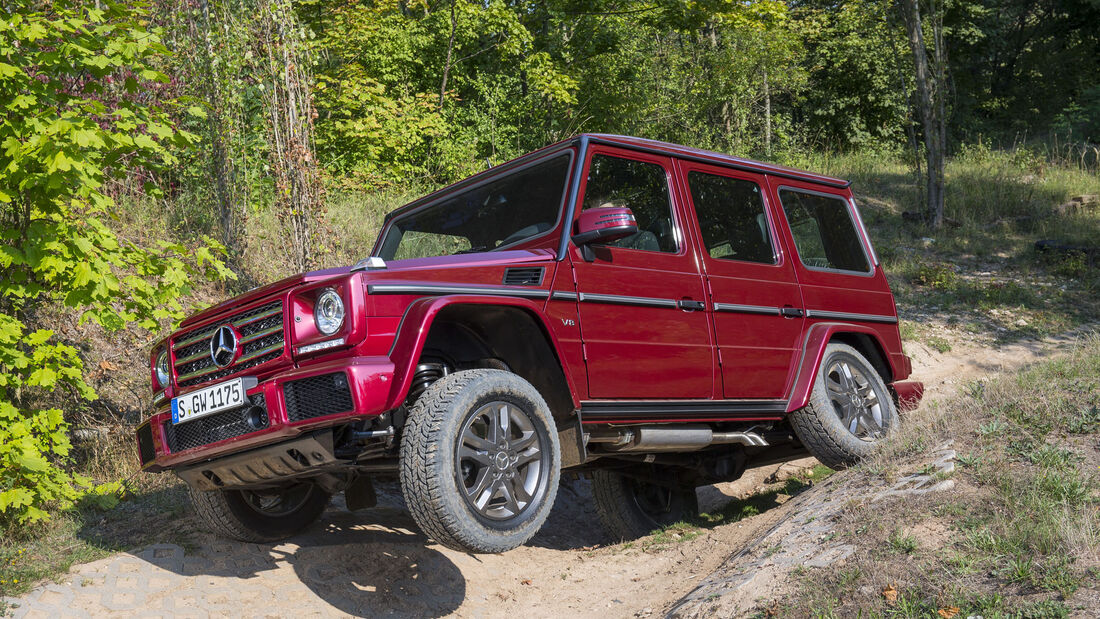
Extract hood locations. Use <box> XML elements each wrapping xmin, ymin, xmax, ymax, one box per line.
<box><xmin>180</xmin><ymin>266</ymin><xmax>352</xmax><ymax>328</ymax></box>
<box><xmin>179</xmin><ymin>250</ymin><xmax>554</xmax><ymax>328</ymax></box>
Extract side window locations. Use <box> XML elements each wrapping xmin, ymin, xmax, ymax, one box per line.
<box><xmin>778</xmin><ymin>189</ymin><xmax>870</xmax><ymax>272</ymax></box>
<box><xmin>581</xmin><ymin>154</ymin><xmax>678</xmax><ymax>253</ymax></box>
<box><xmin>687</xmin><ymin>171</ymin><xmax>775</xmax><ymax>264</ymax></box>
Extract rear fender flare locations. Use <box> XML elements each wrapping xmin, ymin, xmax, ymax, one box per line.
<box><xmin>786</xmin><ymin>323</ymin><xmax>899</xmax><ymax>413</ymax></box>
<box><xmin>384</xmin><ymin>295</ymin><xmax>580</xmax><ymax>414</ymax></box>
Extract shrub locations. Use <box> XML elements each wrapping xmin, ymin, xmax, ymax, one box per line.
<box><xmin>0</xmin><ymin>0</ymin><xmax>232</xmax><ymax>530</ymax></box>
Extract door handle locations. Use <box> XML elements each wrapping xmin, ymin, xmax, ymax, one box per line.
<box><xmin>780</xmin><ymin>307</ymin><xmax>804</xmax><ymax>318</ymax></box>
<box><xmin>678</xmin><ymin>299</ymin><xmax>706</xmax><ymax>311</ymax></box>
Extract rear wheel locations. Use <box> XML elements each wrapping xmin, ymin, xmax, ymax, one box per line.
<box><xmin>789</xmin><ymin>343</ymin><xmax>897</xmax><ymax>469</ymax></box>
<box><xmin>400</xmin><ymin>369</ymin><xmax>560</xmax><ymax>553</ymax></box>
<box><xmin>189</xmin><ymin>482</ymin><xmax>329</xmax><ymax>543</ymax></box>
<box><xmin>592</xmin><ymin>469</ymin><xmax>698</xmax><ymax>541</ymax></box>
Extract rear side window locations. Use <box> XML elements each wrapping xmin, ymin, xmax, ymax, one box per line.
<box><xmin>687</xmin><ymin>171</ymin><xmax>775</xmax><ymax>264</ymax></box>
<box><xmin>778</xmin><ymin>189</ymin><xmax>870</xmax><ymax>273</ymax></box>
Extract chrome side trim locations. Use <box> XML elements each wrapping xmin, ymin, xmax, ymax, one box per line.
<box><xmin>578</xmin><ymin>292</ymin><xmax>678</xmax><ymax>309</ymax></box>
<box><xmin>713</xmin><ymin>303</ymin><xmax>780</xmax><ymax>316</ymax></box>
<box><xmin>551</xmin><ymin>291</ymin><xmax>579</xmax><ymax>301</ymax></box>
<box><xmin>805</xmin><ymin>309</ymin><xmax>898</xmax><ymax>324</ymax></box>
<box><xmin>367</xmin><ymin>283</ymin><xmax>550</xmax><ymax>300</ymax></box>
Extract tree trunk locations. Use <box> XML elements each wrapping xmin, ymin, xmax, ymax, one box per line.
<box><xmin>260</xmin><ymin>0</ymin><xmax>323</xmax><ymax>273</ymax></box>
<box><xmin>706</xmin><ymin>24</ymin><xmax>733</xmax><ymax>144</ymax></box>
<box><xmin>900</xmin><ymin>0</ymin><xmax>946</xmax><ymax>229</ymax></box>
<box><xmin>439</xmin><ymin>0</ymin><xmax>457</xmax><ymax>110</ymax></box>
<box><xmin>763</xmin><ymin>69</ymin><xmax>772</xmax><ymax>155</ymax></box>
<box><xmin>200</xmin><ymin>0</ymin><xmax>239</xmax><ymax>256</ymax></box>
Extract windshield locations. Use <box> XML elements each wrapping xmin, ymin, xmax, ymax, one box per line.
<box><xmin>377</xmin><ymin>154</ymin><xmax>572</xmax><ymax>261</ymax></box>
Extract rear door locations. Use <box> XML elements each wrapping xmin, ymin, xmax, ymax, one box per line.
<box><xmin>768</xmin><ymin>179</ymin><xmax>899</xmax><ymax>337</ymax></box>
<box><xmin>569</xmin><ymin>146</ymin><xmax>714</xmax><ymax>399</ymax></box>
<box><xmin>676</xmin><ymin>160</ymin><xmax>806</xmax><ymax>399</ymax></box>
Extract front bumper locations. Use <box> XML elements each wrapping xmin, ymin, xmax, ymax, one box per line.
<box><xmin>136</xmin><ymin>356</ymin><xmax>394</xmax><ymax>472</ymax></box>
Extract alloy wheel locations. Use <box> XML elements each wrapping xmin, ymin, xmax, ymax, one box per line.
<box><xmin>824</xmin><ymin>358</ymin><xmax>885</xmax><ymax>441</ymax></box>
<box><xmin>456</xmin><ymin>401</ymin><xmax>547</xmax><ymax>521</ymax></box>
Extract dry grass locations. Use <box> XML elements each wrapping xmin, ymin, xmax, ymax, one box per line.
<box><xmin>784</xmin><ymin>333</ymin><xmax>1100</xmax><ymax>618</ymax></box>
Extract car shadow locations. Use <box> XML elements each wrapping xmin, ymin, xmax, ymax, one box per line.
<box><xmin>75</xmin><ymin>477</ymin><xmax>615</xmax><ymax>617</ymax></box>
<box><xmin>78</xmin><ymin>484</ymin><xmax>465</xmax><ymax>618</ymax></box>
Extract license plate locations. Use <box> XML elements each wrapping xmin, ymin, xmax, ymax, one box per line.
<box><xmin>171</xmin><ymin>379</ymin><xmax>247</xmax><ymax>425</ymax></box>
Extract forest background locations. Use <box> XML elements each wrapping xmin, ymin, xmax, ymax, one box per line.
<box><xmin>0</xmin><ymin>0</ymin><xmax>1098</xmax><ymax>541</ymax></box>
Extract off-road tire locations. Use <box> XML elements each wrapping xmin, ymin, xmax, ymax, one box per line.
<box><xmin>399</xmin><ymin>369</ymin><xmax>561</xmax><ymax>554</ymax></box>
<box><xmin>189</xmin><ymin>482</ymin><xmax>329</xmax><ymax>543</ymax></box>
<box><xmin>592</xmin><ymin>470</ymin><xmax>699</xmax><ymax>541</ymax></box>
<box><xmin>789</xmin><ymin>343</ymin><xmax>897</xmax><ymax>469</ymax></box>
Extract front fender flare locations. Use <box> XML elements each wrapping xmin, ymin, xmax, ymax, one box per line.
<box><xmin>382</xmin><ymin>294</ymin><xmax>580</xmax><ymax>413</ymax></box>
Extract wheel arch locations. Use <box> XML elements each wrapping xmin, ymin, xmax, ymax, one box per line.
<box><xmin>785</xmin><ymin>323</ymin><xmax>898</xmax><ymax>413</ymax></box>
<box><xmin>384</xmin><ymin>295</ymin><xmax>580</xmax><ymax>419</ymax></box>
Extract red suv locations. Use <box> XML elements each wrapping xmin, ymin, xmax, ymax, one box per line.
<box><xmin>136</xmin><ymin>134</ymin><xmax>922</xmax><ymax>552</ymax></box>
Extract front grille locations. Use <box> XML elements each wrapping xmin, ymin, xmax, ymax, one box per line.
<box><xmin>283</xmin><ymin>373</ymin><xmax>354</xmax><ymax>422</ymax></box>
<box><xmin>164</xmin><ymin>394</ymin><xmax>268</xmax><ymax>453</ymax></box>
<box><xmin>136</xmin><ymin>422</ymin><xmax>155</xmax><ymax>465</ymax></box>
<box><xmin>172</xmin><ymin>301</ymin><xmax>285</xmax><ymax>388</ymax></box>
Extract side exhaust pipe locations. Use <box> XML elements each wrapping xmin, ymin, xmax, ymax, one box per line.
<box><xmin>587</xmin><ymin>425</ymin><xmax>768</xmax><ymax>453</ymax></box>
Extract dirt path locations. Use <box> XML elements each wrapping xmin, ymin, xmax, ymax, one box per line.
<box><xmin>5</xmin><ymin>328</ymin><xmax>1092</xmax><ymax>618</ymax></box>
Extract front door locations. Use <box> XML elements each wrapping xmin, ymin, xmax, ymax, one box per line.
<box><xmin>677</xmin><ymin>160</ymin><xmax>805</xmax><ymax>399</ymax></box>
<box><xmin>569</xmin><ymin>147</ymin><xmax>714</xmax><ymax>399</ymax></box>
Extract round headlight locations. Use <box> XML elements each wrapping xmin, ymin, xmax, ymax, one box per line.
<box><xmin>155</xmin><ymin>351</ymin><xmax>170</xmax><ymax>388</ymax></box>
<box><xmin>314</xmin><ymin>288</ymin><xmax>345</xmax><ymax>335</ymax></box>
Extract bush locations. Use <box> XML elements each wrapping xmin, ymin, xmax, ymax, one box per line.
<box><xmin>0</xmin><ymin>1</ymin><xmax>231</xmax><ymax>530</ymax></box>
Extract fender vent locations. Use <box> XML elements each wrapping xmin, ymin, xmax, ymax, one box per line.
<box><xmin>503</xmin><ymin>267</ymin><xmax>545</xmax><ymax>286</ymax></box>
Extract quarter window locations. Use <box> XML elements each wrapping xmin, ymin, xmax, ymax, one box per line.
<box><xmin>687</xmin><ymin>171</ymin><xmax>775</xmax><ymax>264</ymax></box>
<box><xmin>778</xmin><ymin>189</ymin><xmax>870</xmax><ymax>272</ymax></box>
<box><xmin>581</xmin><ymin>155</ymin><xmax>678</xmax><ymax>253</ymax></box>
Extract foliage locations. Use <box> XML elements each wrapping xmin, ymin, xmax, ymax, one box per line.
<box><xmin>793</xmin><ymin>0</ymin><xmax>911</xmax><ymax>149</ymax></box>
<box><xmin>0</xmin><ymin>0</ymin><xmax>232</xmax><ymax>529</ymax></box>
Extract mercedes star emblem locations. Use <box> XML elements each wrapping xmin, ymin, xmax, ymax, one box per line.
<box><xmin>209</xmin><ymin>325</ymin><xmax>238</xmax><ymax>368</ymax></box>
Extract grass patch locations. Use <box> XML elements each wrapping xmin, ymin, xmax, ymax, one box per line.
<box><xmin>641</xmin><ymin>521</ymin><xmax>703</xmax><ymax>551</ymax></box>
<box><xmin>785</xmin><ymin>333</ymin><xmax>1100</xmax><ymax>615</ymax></box>
<box><xmin>697</xmin><ymin>465</ymin><xmax>835</xmax><ymax>529</ymax></box>
<box><xmin>785</xmin><ymin>148</ymin><xmax>1100</xmax><ymax>344</ymax></box>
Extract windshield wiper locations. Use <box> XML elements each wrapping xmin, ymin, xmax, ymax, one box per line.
<box><xmin>453</xmin><ymin>245</ymin><xmax>490</xmax><ymax>255</ymax></box>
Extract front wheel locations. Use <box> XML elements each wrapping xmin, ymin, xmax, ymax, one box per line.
<box><xmin>400</xmin><ymin>369</ymin><xmax>561</xmax><ymax>553</ymax></box>
<box><xmin>789</xmin><ymin>343</ymin><xmax>898</xmax><ymax>469</ymax></box>
<box><xmin>592</xmin><ymin>469</ymin><xmax>698</xmax><ymax>540</ymax></box>
<box><xmin>189</xmin><ymin>482</ymin><xmax>329</xmax><ymax>543</ymax></box>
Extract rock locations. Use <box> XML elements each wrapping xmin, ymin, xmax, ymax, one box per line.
<box><xmin>1053</xmin><ymin>195</ymin><xmax>1099</xmax><ymax>216</ymax></box>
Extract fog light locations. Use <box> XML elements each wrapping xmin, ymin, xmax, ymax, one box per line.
<box><xmin>245</xmin><ymin>406</ymin><xmax>267</xmax><ymax>430</ymax></box>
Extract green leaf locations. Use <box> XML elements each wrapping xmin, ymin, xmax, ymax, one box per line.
<box><xmin>0</xmin><ymin>488</ymin><xmax>34</xmax><ymax>511</ymax></box>
<box><xmin>14</xmin><ymin>451</ymin><xmax>50</xmax><ymax>472</ymax></box>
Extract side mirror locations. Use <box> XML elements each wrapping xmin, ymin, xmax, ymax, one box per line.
<box><xmin>571</xmin><ymin>207</ymin><xmax>639</xmax><ymax>250</ymax></box>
